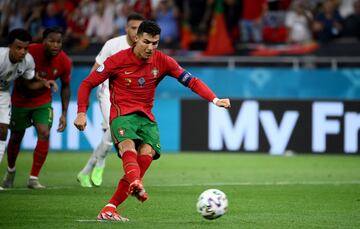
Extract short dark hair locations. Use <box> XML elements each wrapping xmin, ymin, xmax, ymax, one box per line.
<box><xmin>7</xmin><ymin>28</ymin><xmax>32</xmax><ymax>45</ymax></box>
<box><xmin>43</xmin><ymin>27</ymin><xmax>63</xmax><ymax>39</ymax></box>
<box><xmin>127</xmin><ymin>13</ymin><xmax>145</xmax><ymax>23</ymax></box>
<box><xmin>137</xmin><ymin>20</ymin><xmax>161</xmax><ymax>36</ymax></box>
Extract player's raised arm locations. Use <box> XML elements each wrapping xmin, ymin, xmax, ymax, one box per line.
<box><xmin>166</xmin><ymin>56</ymin><xmax>231</xmax><ymax>109</ymax></box>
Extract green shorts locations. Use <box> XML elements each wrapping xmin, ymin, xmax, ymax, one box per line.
<box><xmin>10</xmin><ymin>103</ymin><xmax>53</xmax><ymax>132</ymax></box>
<box><xmin>110</xmin><ymin>113</ymin><xmax>161</xmax><ymax>160</ymax></box>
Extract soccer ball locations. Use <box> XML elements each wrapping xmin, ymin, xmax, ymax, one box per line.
<box><xmin>196</xmin><ymin>189</ymin><xmax>228</xmax><ymax>220</ymax></box>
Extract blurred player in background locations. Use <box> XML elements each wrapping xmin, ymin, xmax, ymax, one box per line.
<box><xmin>74</xmin><ymin>20</ymin><xmax>231</xmax><ymax>221</ymax></box>
<box><xmin>0</xmin><ymin>29</ymin><xmax>56</xmax><ymax>190</ymax></box>
<box><xmin>77</xmin><ymin>13</ymin><xmax>145</xmax><ymax>188</ymax></box>
<box><xmin>2</xmin><ymin>27</ymin><xmax>71</xmax><ymax>189</ymax></box>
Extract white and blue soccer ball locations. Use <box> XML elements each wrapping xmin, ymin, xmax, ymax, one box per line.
<box><xmin>196</xmin><ymin>189</ymin><xmax>228</xmax><ymax>220</ymax></box>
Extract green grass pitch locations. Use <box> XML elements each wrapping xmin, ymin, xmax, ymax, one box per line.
<box><xmin>0</xmin><ymin>152</ymin><xmax>359</xmax><ymax>228</ymax></box>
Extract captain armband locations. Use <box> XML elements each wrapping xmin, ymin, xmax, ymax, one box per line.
<box><xmin>177</xmin><ymin>71</ymin><xmax>193</xmax><ymax>87</ymax></box>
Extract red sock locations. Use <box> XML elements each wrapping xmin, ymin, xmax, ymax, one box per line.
<box><xmin>109</xmin><ymin>176</ymin><xmax>130</xmax><ymax>206</ymax></box>
<box><xmin>7</xmin><ymin>141</ymin><xmax>21</xmax><ymax>169</ymax></box>
<box><xmin>138</xmin><ymin>154</ymin><xmax>153</xmax><ymax>179</ymax></box>
<box><xmin>122</xmin><ymin>151</ymin><xmax>140</xmax><ymax>183</ymax></box>
<box><xmin>30</xmin><ymin>139</ymin><xmax>49</xmax><ymax>177</ymax></box>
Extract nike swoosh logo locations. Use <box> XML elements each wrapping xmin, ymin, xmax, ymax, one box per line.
<box><xmin>124</xmin><ymin>71</ymin><xmax>133</xmax><ymax>74</ymax></box>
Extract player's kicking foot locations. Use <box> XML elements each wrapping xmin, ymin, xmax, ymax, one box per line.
<box><xmin>128</xmin><ymin>180</ymin><xmax>148</xmax><ymax>202</ymax></box>
<box><xmin>91</xmin><ymin>166</ymin><xmax>104</xmax><ymax>187</ymax></box>
<box><xmin>97</xmin><ymin>205</ymin><xmax>129</xmax><ymax>222</ymax></box>
<box><xmin>77</xmin><ymin>172</ymin><xmax>92</xmax><ymax>188</ymax></box>
<box><xmin>27</xmin><ymin>178</ymin><xmax>46</xmax><ymax>189</ymax></box>
<box><xmin>2</xmin><ymin>170</ymin><xmax>16</xmax><ymax>188</ymax></box>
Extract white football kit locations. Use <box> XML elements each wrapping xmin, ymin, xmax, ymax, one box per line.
<box><xmin>0</xmin><ymin>47</ymin><xmax>35</xmax><ymax>124</ymax></box>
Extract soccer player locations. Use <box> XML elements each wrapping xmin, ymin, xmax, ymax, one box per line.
<box><xmin>77</xmin><ymin>13</ymin><xmax>145</xmax><ymax>188</ymax></box>
<box><xmin>0</xmin><ymin>29</ymin><xmax>56</xmax><ymax>168</ymax></box>
<box><xmin>2</xmin><ymin>27</ymin><xmax>71</xmax><ymax>189</ymax></box>
<box><xmin>74</xmin><ymin>20</ymin><xmax>231</xmax><ymax>221</ymax></box>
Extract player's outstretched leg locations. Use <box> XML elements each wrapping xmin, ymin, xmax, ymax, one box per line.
<box><xmin>97</xmin><ymin>204</ymin><xmax>129</xmax><ymax>222</ymax></box>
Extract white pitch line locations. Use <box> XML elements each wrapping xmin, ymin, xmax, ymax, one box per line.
<box><xmin>75</xmin><ymin>219</ymin><xmax>104</xmax><ymax>222</ymax></box>
<box><xmin>1</xmin><ymin>180</ymin><xmax>360</xmax><ymax>191</ymax></box>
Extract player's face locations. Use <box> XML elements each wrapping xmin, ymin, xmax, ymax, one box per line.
<box><xmin>43</xmin><ymin>32</ymin><xmax>63</xmax><ymax>57</ymax></box>
<box><xmin>134</xmin><ymin>33</ymin><xmax>160</xmax><ymax>60</ymax></box>
<box><xmin>126</xmin><ymin>20</ymin><xmax>143</xmax><ymax>44</ymax></box>
<box><xmin>8</xmin><ymin>39</ymin><xmax>30</xmax><ymax>63</ymax></box>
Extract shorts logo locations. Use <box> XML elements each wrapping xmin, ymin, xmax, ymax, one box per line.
<box><xmin>118</xmin><ymin>128</ymin><xmax>126</xmax><ymax>136</ymax></box>
<box><xmin>96</xmin><ymin>64</ymin><xmax>105</xmax><ymax>72</ymax></box>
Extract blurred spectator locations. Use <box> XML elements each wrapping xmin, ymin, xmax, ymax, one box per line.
<box><xmin>65</xmin><ymin>8</ymin><xmax>89</xmax><ymax>50</ymax></box>
<box><xmin>338</xmin><ymin>0</ymin><xmax>357</xmax><ymax>18</ymax></box>
<box><xmin>285</xmin><ymin>0</ymin><xmax>313</xmax><ymax>44</ymax></box>
<box><xmin>239</xmin><ymin>0</ymin><xmax>268</xmax><ymax>43</ymax></box>
<box><xmin>53</xmin><ymin>0</ymin><xmax>76</xmax><ymax>17</ymax></box>
<box><xmin>175</xmin><ymin>0</ymin><xmax>214</xmax><ymax>50</ymax></box>
<box><xmin>313</xmin><ymin>0</ymin><xmax>343</xmax><ymax>43</ymax></box>
<box><xmin>86</xmin><ymin>0</ymin><xmax>115</xmax><ymax>43</ymax></box>
<box><xmin>154</xmin><ymin>0</ymin><xmax>179</xmax><ymax>49</ymax></box>
<box><xmin>223</xmin><ymin>0</ymin><xmax>242</xmax><ymax>43</ymax></box>
<box><xmin>8</xmin><ymin>5</ymin><xmax>27</xmax><ymax>31</ymax></box>
<box><xmin>114</xmin><ymin>0</ymin><xmax>133</xmax><ymax>35</ymax></box>
<box><xmin>42</xmin><ymin>2</ymin><xmax>67</xmax><ymax>31</ymax></box>
<box><xmin>78</xmin><ymin>0</ymin><xmax>97</xmax><ymax>19</ymax></box>
<box><xmin>133</xmin><ymin>0</ymin><xmax>152</xmax><ymax>19</ymax></box>
<box><xmin>342</xmin><ymin>0</ymin><xmax>360</xmax><ymax>40</ymax></box>
<box><xmin>24</xmin><ymin>2</ymin><xmax>44</xmax><ymax>42</ymax></box>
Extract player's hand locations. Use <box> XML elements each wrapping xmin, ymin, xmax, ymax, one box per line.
<box><xmin>57</xmin><ymin>114</ymin><xmax>67</xmax><ymax>132</ymax></box>
<box><xmin>35</xmin><ymin>72</ymin><xmax>45</xmax><ymax>81</ymax></box>
<box><xmin>43</xmin><ymin>80</ymin><xmax>58</xmax><ymax>92</ymax></box>
<box><xmin>74</xmin><ymin>112</ymin><xmax>87</xmax><ymax>131</ymax></box>
<box><xmin>215</xmin><ymin>98</ymin><xmax>231</xmax><ymax>108</ymax></box>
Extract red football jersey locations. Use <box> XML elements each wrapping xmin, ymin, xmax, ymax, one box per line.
<box><xmin>11</xmin><ymin>43</ymin><xmax>72</xmax><ymax>107</ymax></box>
<box><xmin>77</xmin><ymin>48</ymin><xmax>216</xmax><ymax>122</ymax></box>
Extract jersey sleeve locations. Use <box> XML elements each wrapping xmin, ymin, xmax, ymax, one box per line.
<box><xmin>165</xmin><ymin>55</ymin><xmax>217</xmax><ymax>102</ymax></box>
<box><xmin>22</xmin><ymin>54</ymin><xmax>35</xmax><ymax>80</ymax></box>
<box><xmin>77</xmin><ymin>57</ymin><xmax>116</xmax><ymax>113</ymax></box>
<box><xmin>95</xmin><ymin>40</ymin><xmax>112</xmax><ymax>65</ymax></box>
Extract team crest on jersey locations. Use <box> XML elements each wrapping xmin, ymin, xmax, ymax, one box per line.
<box><xmin>118</xmin><ymin>128</ymin><xmax>126</xmax><ymax>136</ymax></box>
<box><xmin>96</xmin><ymin>64</ymin><xmax>105</xmax><ymax>72</ymax></box>
<box><xmin>138</xmin><ymin>77</ymin><xmax>145</xmax><ymax>87</ymax></box>
<box><xmin>151</xmin><ymin>68</ymin><xmax>159</xmax><ymax>78</ymax></box>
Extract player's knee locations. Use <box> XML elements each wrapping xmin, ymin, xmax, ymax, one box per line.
<box><xmin>118</xmin><ymin>139</ymin><xmax>136</xmax><ymax>154</ymax></box>
<box><xmin>37</xmin><ymin>129</ymin><xmax>50</xmax><ymax>140</ymax></box>
<box><xmin>138</xmin><ymin>144</ymin><xmax>155</xmax><ymax>157</ymax></box>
